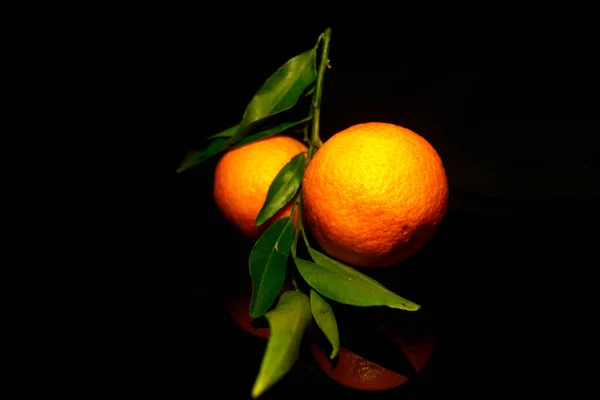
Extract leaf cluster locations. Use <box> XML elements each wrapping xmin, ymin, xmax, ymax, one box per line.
<box><xmin>176</xmin><ymin>29</ymin><xmax>421</xmax><ymax>398</ymax></box>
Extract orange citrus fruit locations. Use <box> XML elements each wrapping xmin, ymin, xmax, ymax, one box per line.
<box><xmin>311</xmin><ymin>317</ymin><xmax>435</xmax><ymax>391</ymax></box>
<box><xmin>302</xmin><ymin>122</ymin><xmax>449</xmax><ymax>267</ymax></box>
<box><xmin>213</xmin><ymin>135</ymin><xmax>308</xmax><ymax>239</ymax></box>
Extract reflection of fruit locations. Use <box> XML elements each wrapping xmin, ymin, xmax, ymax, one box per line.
<box><xmin>214</xmin><ymin>135</ymin><xmax>308</xmax><ymax>239</ymax></box>
<box><xmin>312</xmin><ymin>318</ymin><xmax>435</xmax><ymax>391</ymax></box>
<box><xmin>225</xmin><ymin>281</ymin><xmax>294</xmax><ymax>339</ymax></box>
<box><xmin>302</xmin><ymin>122</ymin><xmax>449</xmax><ymax>267</ymax></box>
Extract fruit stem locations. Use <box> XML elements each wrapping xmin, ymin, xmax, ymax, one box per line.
<box><xmin>307</xmin><ymin>28</ymin><xmax>332</xmax><ymax>160</ymax></box>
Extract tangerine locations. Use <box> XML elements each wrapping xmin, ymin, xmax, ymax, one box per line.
<box><xmin>214</xmin><ymin>135</ymin><xmax>308</xmax><ymax>239</ymax></box>
<box><xmin>302</xmin><ymin>122</ymin><xmax>449</xmax><ymax>267</ymax></box>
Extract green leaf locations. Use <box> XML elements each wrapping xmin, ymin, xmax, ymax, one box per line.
<box><xmin>231</xmin><ymin>117</ymin><xmax>312</xmax><ymax>149</ymax></box>
<box><xmin>310</xmin><ymin>289</ymin><xmax>339</xmax><ymax>359</ymax></box>
<box><xmin>249</xmin><ymin>217</ymin><xmax>295</xmax><ymax>318</ymax></box>
<box><xmin>205</xmin><ymin>123</ymin><xmax>240</xmax><ymax>140</ymax></box>
<box><xmin>255</xmin><ymin>153</ymin><xmax>306</xmax><ymax>226</ymax></box>
<box><xmin>251</xmin><ymin>290</ymin><xmax>311</xmax><ymax>399</ymax></box>
<box><xmin>228</xmin><ymin>48</ymin><xmax>317</xmax><ymax>145</ymax></box>
<box><xmin>176</xmin><ymin>117</ymin><xmax>311</xmax><ymax>174</ymax></box>
<box><xmin>176</xmin><ymin>138</ymin><xmax>227</xmax><ymax>173</ymax></box>
<box><xmin>178</xmin><ymin>48</ymin><xmax>316</xmax><ymax>174</ymax></box>
<box><xmin>294</xmin><ymin>249</ymin><xmax>421</xmax><ymax>311</ymax></box>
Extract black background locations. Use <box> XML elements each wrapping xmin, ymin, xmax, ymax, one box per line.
<box><xmin>117</xmin><ymin>9</ymin><xmax>599</xmax><ymax>400</ymax></box>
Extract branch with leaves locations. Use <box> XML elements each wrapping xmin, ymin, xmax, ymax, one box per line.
<box><xmin>177</xmin><ymin>28</ymin><xmax>421</xmax><ymax>399</ymax></box>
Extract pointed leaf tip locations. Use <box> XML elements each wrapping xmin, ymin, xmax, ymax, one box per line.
<box><xmin>310</xmin><ymin>289</ymin><xmax>340</xmax><ymax>360</ymax></box>
<box><xmin>240</xmin><ymin>49</ymin><xmax>317</xmax><ymax>130</ymax></box>
<box><xmin>295</xmin><ymin>249</ymin><xmax>421</xmax><ymax>311</ymax></box>
<box><xmin>251</xmin><ymin>291</ymin><xmax>311</xmax><ymax>398</ymax></box>
<box><xmin>255</xmin><ymin>152</ymin><xmax>306</xmax><ymax>226</ymax></box>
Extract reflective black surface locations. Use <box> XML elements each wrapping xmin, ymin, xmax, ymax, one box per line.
<box><xmin>121</xmin><ymin>13</ymin><xmax>598</xmax><ymax>400</ymax></box>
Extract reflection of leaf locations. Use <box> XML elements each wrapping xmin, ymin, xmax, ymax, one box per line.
<box><xmin>310</xmin><ymin>289</ymin><xmax>339</xmax><ymax>359</ymax></box>
<box><xmin>227</xmin><ymin>48</ymin><xmax>317</xmax><ymax>145</ymax></box>
<box><xmin>205</xmin><ymin>123</ymin><xmax>240</xmax><ymax>140</ymax></box>
<box><xmin>176</xmin><ymin>138</ymin><xmax>227</xmax><ymax>173</ymax></box>
<box><xmin>251</xmin><ymin>291</ymin><xmax>312</xmax><ymax>399</ymax></box>
<box><xmin>294</xmin><ymin>249</ymin><xmax>421</xmax><ymax>311</ymax></box>
<box><xmin>255</xmin><ymin>152</ymin><xmax>305</xmax><ymax>226</ymax></box>
<box><xmin>231</xmin><ymin>117</ymin><xmax>311</xmax><ymax>149</ymax></box>
<box><xmin>249</xmin><ymin>218</ymin><xmax>295</xmax><ymax>318</ymax></box>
